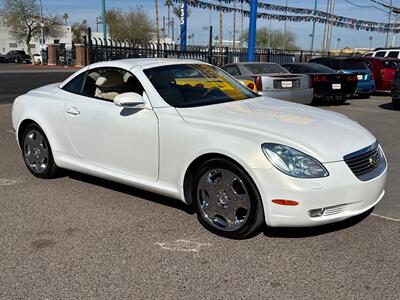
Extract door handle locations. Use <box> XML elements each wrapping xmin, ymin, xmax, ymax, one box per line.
<box><xmin>66</xmin><ymin>106</ymin><xmax>80</xmax><ymax>116</ymax></box>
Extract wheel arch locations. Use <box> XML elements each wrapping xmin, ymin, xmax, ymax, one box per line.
<box><xmin>17</xmin><ymin>118</ymin><xmax>39</xmax><ymax>148</ymax></box>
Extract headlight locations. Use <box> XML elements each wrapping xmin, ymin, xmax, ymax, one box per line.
<box><xmin>262</xmin><ymin>143</ymin><xmax>329</xmax><ymax>178</ymax></box>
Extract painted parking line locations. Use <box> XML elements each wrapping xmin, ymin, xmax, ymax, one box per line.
<box><xmin>156</xmin><ymin>239</ymin><xmax>211</xmax><ymax>252</ymax></box>
<box><xmin>0</xmin><ymin>178</ymin><xmax>19</xmax><ymax>186</ymax></box>
<box><xmin>371</xmin><ymin>213</ymin><xmax>400</xmax><ymax>222</ymax></box>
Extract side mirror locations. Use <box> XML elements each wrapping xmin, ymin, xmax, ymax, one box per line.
<box><xmin>114</xmin><ymin>92</ymin><xmax>145</xmax><ymax>108</ymax></box>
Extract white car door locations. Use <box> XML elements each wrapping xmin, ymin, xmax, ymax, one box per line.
<box><xmin>62</xmin><ymin>67</ymin><xmax>159</xmax><ymax>181</ymax></box>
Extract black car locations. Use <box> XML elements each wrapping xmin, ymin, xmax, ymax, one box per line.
<box><xmin>0</xmin><ymin>54</ymin><xmax>7</xmax><ymax>63</ymax></box>
<box><xmin>308</xmin><ymin>57</ymin><xmax>375</xmax><ymax>98</ymax></box>
<box><xmin>5</xmin><ymin>50</ymin><xmax>31</xmax><ymax>63</ymax></box>
<box><xmin>391</xmin><ymin>70</ymin><xmax>400</xmax><ymax>109</ymax></box>
<box><xmin>282</xmin><ymin>63</ymin><xmax>358</xmax><ymax>105</ymax></box>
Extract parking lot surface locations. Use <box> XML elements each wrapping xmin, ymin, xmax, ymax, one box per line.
<box><xmin>0</xmin><ymin>71</ymin><xmax>399</xmax><ymax>299</ymax></box>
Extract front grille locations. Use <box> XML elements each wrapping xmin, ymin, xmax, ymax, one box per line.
<box><xmin>344</xmin><ymin>142</ymin><xmax>381</xmax><ymax>177</ymax></box>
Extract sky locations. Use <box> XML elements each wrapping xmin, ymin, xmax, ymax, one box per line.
<box><xmin>1</xmin><ymin>0</ymin><xmax>400</xmax><ymax>50</ymax></box>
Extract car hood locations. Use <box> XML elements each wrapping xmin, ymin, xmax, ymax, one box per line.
<box><xmin>176</xmin><ymin>97</ymin><xmax>376</xmax><ymax>162</ymax></box>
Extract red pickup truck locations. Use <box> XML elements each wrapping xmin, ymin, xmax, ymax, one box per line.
<box><xmin>365</xmin><ymin>57</ymin><xmax>400</xmax><ymax>92</ymax></box>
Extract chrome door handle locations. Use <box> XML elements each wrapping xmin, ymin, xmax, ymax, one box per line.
<box><xmin>66</xmin><ymin>107</ymin><xmax>80</xmax><ymax>116</ymax></box>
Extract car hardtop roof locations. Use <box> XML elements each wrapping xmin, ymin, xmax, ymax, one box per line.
<box><xmin>365</xmin><ymin>56</ymin><xmax>400</xmax><ymax>61</ymax></box>
<box><xmin>312</xmin><ymin>56</ymin><xmax>364</xmax><ymax>61</ymax></box>
<box><xmin>87</xmin><ymin>58</ymin><xmax>206</xmax><ymax>70</ymax></box>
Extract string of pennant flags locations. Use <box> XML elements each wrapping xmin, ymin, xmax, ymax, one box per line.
<box><xmin>172</xmin><ymin>0</ymin><xmax>400</xmax><ymax>33</ymax></box>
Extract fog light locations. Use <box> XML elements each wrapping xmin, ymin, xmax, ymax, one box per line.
<box><xmin>309</xmin><ymin>208</ymin><xmax>324</xmax><ymax>218</ymax></box>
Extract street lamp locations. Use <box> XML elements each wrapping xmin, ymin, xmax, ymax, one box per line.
<box><xmin>369</xmin><ymin>36</ymin><xmax>373</xmax><ymax>50</ymax></box>
<box><xmin>39</xmin><ymin>0</ymin><xmax>44</xmax><ymax>65</ymax></box>
<box><xmin>337</xmin><ymin>37</ymin><xmax>341</xmax><ymax>50</ymax></box>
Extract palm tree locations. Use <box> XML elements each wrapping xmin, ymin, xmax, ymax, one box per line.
<box><xmin>63</xmin><ymin>13</ymin><xmax>69</xmax><ymax>26</ymax></box>
<box><xmin>165</xmin><ymin>0</ymin><xmax>173</xmax><ymax>38</ymax></box>
<box><xmin>172</xmin><ymin>5</ymin><xmax>191</xmax><ymax>19</ymax></box>
<box><xmin>155</xmin><ymin>0</ymin><xmax>160</xmax><ymax>44</ymax></box>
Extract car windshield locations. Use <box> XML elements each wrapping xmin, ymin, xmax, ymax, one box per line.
<box><xmin>383</xmin><ymin>60</ymin><xmax>400</xmax><ymax>68</ymax></box>
<box><xmin>284</xmin><ymin>63</ymin><xmax>335</xmax><ymax>74</ymax></box>
<box><xmin>244</xmin><ymin>63</ymin><xmax>289</xmax><ymax>74</ymax></box>
<box><xmin>144</xmin><ymin>64</ymin><xmax>257</xmax><ymax>108</ymax></box>
<box><xmin>325</xmin><ymin>60</ymin><xmax>368</xmax><ymax>70</ymax></box>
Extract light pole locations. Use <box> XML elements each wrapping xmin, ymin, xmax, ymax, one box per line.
<box><xmin>369</xmin><ymin>36</ymin><xmax>373</xmax><ymax>50</ymax></box>
<box><xmin>283</xmin><ymin>0</ymin><xmax>288</xmax><ymax>49</ymax></box>
<box><xmin>310</xmin><ymin>0</ymin><xmax>318</xmax><ymax>52</ymax></box>
<box><xmin>39</xmin><ymin>0</ymin><xmax>44</xmax><ymax>65</ymax></box>
<box><xmin>386</xmin><ymin>0</ymin><xmax>393</xmax><ymax>47</ymax></box>
<box><xmin>102</xmin><ymin>0</ymin><xmax>107</xmax><ymax>47</ymax></box>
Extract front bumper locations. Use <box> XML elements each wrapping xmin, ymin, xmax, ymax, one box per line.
<box><xmin>260</xmin><ymin>88</ymin><xmax>314</xmax><ymax>105</ymax></box>
<box><xmin>251</xmin><ymin>157</ymin><xmax>387</xmax><ymax>227</ymax></box>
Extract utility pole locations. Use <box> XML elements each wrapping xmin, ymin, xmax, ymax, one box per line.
<box><xmin>386</xmin><ymin>0</ymin><xmax>393</xmax><ymax>47</ymax></box>
<box><xmin>102</xmin><ymin>0</ymin><xmax>107</xmax><ymax>47</ymax></box>
<box><xmin>233</xmin><ymin>0</ymin><xmax>236</xmax><ymax>48</ymax></box>
<box><xmin>155</xmin><ymin>0</ymin><xmax>160</xmax><ymax>44</ymax></box>
<box><xmin>322</xmin><ymin>0</ymin><xmax>335</xmax><ymax>51</ymax></box>
<box><xmin>310</xmin><ymin>0</ymin><xmax>318</xmax><ymax>52</ymax></box>
<box><xmin>283</xmin><ymin>0</ymin><xmax>288</xmax><ymax>49</ymax></box>
<box><xmin>219</xmin><ymin>1</ymin><xmax>223</xmax><ymax>47</ymax></box>
<box><xmin>240</xmin><ymin>1</ymin><xmax>244</xmax><ymax>47</ymax></box>
<box><xmin>39</xmin><ymin>0</ymin><xmax>44</xmax><ymax>65</ymax></box>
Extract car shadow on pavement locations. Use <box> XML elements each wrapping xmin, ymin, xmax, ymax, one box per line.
<box><xmin>263</xmin><ymin>208</ymin><xmax>373</xmax><ymax>238</ymax></box>
<box><xmin>64</xmin><ymin>170</ymin><xmax>195</xmax><ymax>215</ymax></box>
<box><xmin>379</xmin><ymin>102</ymin><xmax>398</xmax><ymax>111</ymax></box>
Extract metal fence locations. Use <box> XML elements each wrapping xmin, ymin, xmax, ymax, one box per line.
<box><xmin>82</xmin><ymin>36</ymin><xmax>334</xmax><ymax>67</ymax></box>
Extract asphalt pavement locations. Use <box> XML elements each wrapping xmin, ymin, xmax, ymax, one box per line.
<box><xmin>0</xmin><ymin>69</ymin><xmax>399</xmax><ymax>299</ymax></box>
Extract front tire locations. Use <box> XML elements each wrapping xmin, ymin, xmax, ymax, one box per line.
<box><xmin>192</xmin><ymin>158</ymin><xmax>264</xmax><ymax>239</ymax></box>
<box><xmin>358</xmin><ymin>93</ymin><xmax>371</xmax><ymax>99</ymax></box>
<box><xmin>21</xmin><ymin>124</ymin><xmax>60</xmax><ymax>179</ymax></box>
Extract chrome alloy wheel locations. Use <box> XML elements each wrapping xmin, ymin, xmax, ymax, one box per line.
<box><xmin>197</xmin><ymin>168</ymin><xmax>251</xmax><ymax>232</ymax></box>
<box><xmin>23</xmin><ymin>129</ymin><xmax>49</xmax><ymax>173</ymax></box>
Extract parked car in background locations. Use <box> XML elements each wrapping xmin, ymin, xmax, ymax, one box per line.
<box><xmin>364</xmin><ymin>48</ymin><xmax>400</xmax><ymax>59</ymax></box>
<box><xmin>364</xmin><ymin>57</ymin><xmax>400</xmax><ymax>92</ymax></box>
<box><xmin>391</xmin><ymin>70</ymin><xmax>400</xmax><ymax>109</ymax></box>
<box><xmin>283</xmin><ymin>63</ymin><xmax>358</xmax><ymax>105</ymax></box>
<box><xmin>5</xmin><ymin>50</ymin><xmax>31</xmax><ymax>64</ymax></box>
<box><xmin>32</xmin><ymin>53</ymin><xmax>42</xmax><ymax>64</ymax></box>
<box><xmin>0</xmin><ymin>54</ymin><xmax>7</xmax><ymax>63</ymax></box>
<box><xmin>309</xmin><ymin>57</ymin><xmax>375</xmax><ymax>98</ymax></box>
<box><xmin>221</xmin><ymin>62</ymin><xmax>313</xmax><ymax>104</ymax></box>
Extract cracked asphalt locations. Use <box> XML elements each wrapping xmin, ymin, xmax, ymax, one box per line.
<box><xmin>0</xmin><ymin>69</ymin><xmax>399</xmax><ymax>299</ymax></box>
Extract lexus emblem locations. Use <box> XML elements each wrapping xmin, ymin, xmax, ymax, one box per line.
<box><xmin>369</xmin><ymin>153</ymin><xmax>380</xmax><ymax>167</ymax></box>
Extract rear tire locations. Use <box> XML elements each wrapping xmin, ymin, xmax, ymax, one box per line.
<box><xmin>358</xmin><ymin>93</ymin><xmax>371</xmax><ymax>99</ymax></box>
<box><xmin>393</xmin><ymin>100</ymin><xmax>400</xmax><ymax>110</ymax></box>
<box><xmin>21</xmin><ymin>123</ymin><xmax>60</xmax><ymax>179</ymax></box>
<box><xmin>192</xmin><ymin>158</ymin><xmax>264</xmax><ymax>239</ymax></box>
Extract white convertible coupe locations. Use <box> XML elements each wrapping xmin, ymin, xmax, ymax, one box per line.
<box><xmin>12</xmin><ymin>59</ymin><xmax>387</xmax><ymax>239</ymax></box>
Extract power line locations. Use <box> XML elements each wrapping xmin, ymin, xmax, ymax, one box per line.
<box><xmin>344</xmin><ymin>0</ymin><xmax>388</xmax><ymax>13</ymax></box>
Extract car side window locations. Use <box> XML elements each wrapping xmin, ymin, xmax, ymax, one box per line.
<box><xmin>62</xmin><ymin>72</ymin><xmax>86</xmax><ymax>94</ymax></box>
<box><xmin>222</xmin><ymin>65</ymin><xmax>241</xmax><ymax>76</ymax></box>
<box><xmin>375</xmin><ymin>51</ymin><xmax>386</xmax><ymax>57</ymax></box>
<box><xmin>82</xmin><ymin>67</ymin><xmax>144</xmax><ymax>102</ymax></box>
<box><xmin>388</xmin><ymin>51</ymin><xmax>399</xmax><ymax>58</ymax></box>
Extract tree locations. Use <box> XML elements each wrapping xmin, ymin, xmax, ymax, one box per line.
<box><xmin>172</xmin><ymin>5</ymin><xmax>191</xmax><ymax>19</ymax></box>
<box><xmin>1</xmin><ymin>0</ymin><xmax>63</xmax><ymax>63</ymax></box>
<box><xmin>71</xmin><ymin>22</ymin><xmax>88</xmax><ymax>44</ymax></box>
<box><xmin>106</xmin><ymin>6</ymin><xmax>154</xmax><ymax>44</ymax></box>
<box><xmin>241</xmin><ymin>27</ymin><xmax>299</xmax><ymax>50</ymax></box>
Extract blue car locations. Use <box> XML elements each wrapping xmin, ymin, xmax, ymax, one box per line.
<box><xmin>309</xmin><ymin>57</ymin><xmax>375</xmax><ymax>99</ymax></box>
